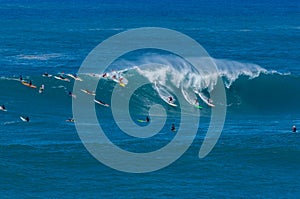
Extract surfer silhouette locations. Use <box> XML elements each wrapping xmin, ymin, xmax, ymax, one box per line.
<box><xmin>292</xmin><ymin>125</ymin><xmax>297</xmax><ymax>133</ymax></box>
<box><xmin>146</xmin><ymin>116</ymin><xmax>150</xmax><ymax>123</ymax></box>
<box><xmin>66</xmin><ymin>118</ymin><xmax>75</xmax><ymax>122</ymax></box>
<box><xmin>171</xmin><ymin>123</ymin><xmax>176</xmax><ymax>132</ymax></box>
<box><xmin>68</xmin><ymin>91</ymin><xmax>76</xmax><ymax>98</ymax></box>
<box><xmin>39</xmin><ymin>84</ymin><xmax>44</xmax><ymax>93</ymax></box>
<box><xmin>0</xmin><ymin>105</ymin><xmax>6</xmax><ymax>111</ymax></box>
<box><xmin>168</xmin><ymin>96</ymin><xmax>173</xmax><ymax>103</ymax></box>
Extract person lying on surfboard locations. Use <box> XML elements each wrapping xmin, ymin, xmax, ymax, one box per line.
<box><xmin>21</xmin><ymin>116</ymin><xmax>29</xmax><ymax>122</ymax></box>
<box><xmin>66</xmin><ymin>118</ymin><xmax>75</xmax><ymax>122</ymax></box>
<box><xmin>59</xmin><ymin>75</ymin><xmax>66</xmax><ymax>80</ymax></box>
<box><xmin>0</xmin><ymin>105</ymin><xmax>6</xmax><ymax>111</ymax></box>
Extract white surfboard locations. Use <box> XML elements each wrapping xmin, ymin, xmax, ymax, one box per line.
<box><xmin>165</xmin><ymin>100</ymin><xmax>177</xmax><ymax>107</ymax></box>
<box><xmin>66</xmin><ymin>74</ymin><xmax>83</xmax><ymax>81</ymax></box>
<box><xmin>54</xmin><ymin>76</ymin><xmax>70</xmax><ymax>82</ymax></box>
<box><xmin>94</xmin><ymin>99</ymin><xmax>109</xmax><ymax>107</ymax></box>
<box><xmin>20</xmin><ymin>116</ymin><xmax>29</xmax><ymax>122</ymax></box>
<box><xmin>80</xmin><ymin>89</ymin><xmax>96</xmax><ymax>96</ymax></box>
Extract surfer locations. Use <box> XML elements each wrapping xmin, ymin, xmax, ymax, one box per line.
<box><xmin>146</xmin><ymin>116</ymin><xmax>150</xmax><ymax>123</ymax></box>
<box><xmin>0</xmin><ymin>105</ymin><xmax>6</xmax><ymax>111</ymax></box>
<box><xmin>39</xmin><ymin>84</ymin><xmax>44</xmax><ymax>93</ymax></box>
<box><xmin>68</xmin><ymin>91</ymin><xmax>76</xmax><ymax>99</ymax></box>
<box><xmin>168</xmin><ymin>96</ymin><xmax>173</xmax><ymax>103</ymax></box>
<box><xmin>66</xmin><ymin>118</ymin><xmax>75</xmax><ymax>122</ymax></box>
<box><xmin>19</xmin><ymin>75</ymin><xmax>23</xmax><ymax>81</ymax></box>
<box><xmin>81</xmin><ymin>89</ymin><xmax>95</xmax><ymax>96</ymax></box>
<box><xmin>292</xmin><ymin>125</ymin><xmax>297</xmax><ymax>133</ymax></box>
<box><xmin>94</xmin><ymin>99</ymin><xmax>109</xmax><ymax>107</ymax></box>
<box><xmin>21</xmin><ymin>116</ymin><xmax>29</xmax><ymax>122</ymax></box>
<box><xmin>102</xmin><ymin>73</ymin><xmax>107</xmax><ymax>78</ymax></box>
<box><xmin>43</xmin><ymin>72</ymin><xmax>49</xmax><ymax>77</ymax></box>
<box><xmin>171</xmin><ymin>123</ymin><xmax>176</xmax><ymax>132</ymax></box>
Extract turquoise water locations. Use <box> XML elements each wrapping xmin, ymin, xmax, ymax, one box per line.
<box><xmin>1</xmin><ymin>0</ymin><xmax>300</xmax><ymax>197</ymax></box>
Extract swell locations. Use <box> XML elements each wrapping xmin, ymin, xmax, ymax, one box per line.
<box><xmin>0</xmin><ymin>58</ymin><xmax>299</xmax><ymax>118</ymax></box>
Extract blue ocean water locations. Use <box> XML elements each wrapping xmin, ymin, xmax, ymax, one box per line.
<box><xmin>1</xmin><ymin>0</ymin><xmax>300</xmax><ymax>197</ymax></box>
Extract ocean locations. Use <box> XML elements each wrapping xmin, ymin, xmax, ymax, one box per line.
<box><xmin>1</xmin><ymin>0</ymin><xmax>300</xmax><ymax>198</ymax></box>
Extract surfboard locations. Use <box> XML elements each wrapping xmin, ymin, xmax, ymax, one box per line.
<box><xmin>166</xmin><ymin>100</ymin><xmax>177</xmax><ymax>107</ymax></box>
<box><xmin>21</xmin><ymin>81</ymin><xmax>37</xmax><ymax>88</ymax></box>
<box><xmin>81</xmin><ymin>89</ymin><xmax>96</xmax><ymax>96</ymax></box>
<box><xmin>119</xmin><ymin>82</ymin><xmax>126</xmax><ymax>87</ymax></box>
<box><xmin>20</xmin><ymin>116</ymin><xmax>28</xmax><ymax>122</ymax></box>
<box><xmin>194</xmin><ymin>90</ymin><xmax>215</xmax><ymax>107</ymax></box>
<box><xmin>94</xmin><ymin>99</ymin><xmax>109</xmax><ymax>107</ymax></box>
<box><xmin>137</xmin><ymin>119</ymin><xmax>147</xmax><ymax>123</ymax></box>
<box><xmin>54</xmin><ymin>76</ymin><xmax>70</xmax><ymax>82</ymax></box>
<box><xmin>66</xmin><ymin>74</ymin><xmax>83</xmax><ymax>81</ymax></box>
<box><xmin>194</xmin><ymin>104</ymin><xmax>203</xmax><ymax>109</ymax></box>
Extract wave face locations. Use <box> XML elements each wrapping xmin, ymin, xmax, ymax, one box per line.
<box><xmin>0</xmin><ymin>55</ymin><xmax>299</xmax><ymax>122</ymax></box>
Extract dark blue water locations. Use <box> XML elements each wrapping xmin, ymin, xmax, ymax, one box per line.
<box><xmin>1</xmin><ymin>0</ymin><xmax>300</xmax><ymax>197</ymax></box>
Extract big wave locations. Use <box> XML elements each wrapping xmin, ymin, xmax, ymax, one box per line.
<box><xmin>1</xmin><ymin>55</ymin><xmax>299</xmax><ymax>118</ymax></box>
